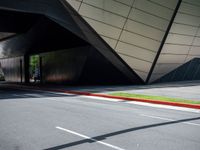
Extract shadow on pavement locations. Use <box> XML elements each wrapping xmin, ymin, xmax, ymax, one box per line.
<box><xmin>47</xmin><ymin>80</ymin><xmax>200</xmax><ymax>93</ymax></box>
<box><xmin>1</xmin><ymin>80</ymin><xmax>200</xmax><ymax>94</ymax></box>
<box><xmin>0</xmin><ymin>85</ymin><xmax>77</xmax><ymax>100</ymax></box>
<box><xmin>44</xmin><ymin>116</ymin><xmax>200</xmax><ymax>150</ymax></box>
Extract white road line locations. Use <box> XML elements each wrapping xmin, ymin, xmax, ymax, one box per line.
<box><xmin>82</xmin><ymin>95</ymin><xmax>200</xmax><ymax>113</ymax></box>
<box><xmin>125</xmin><ymin>101</ymin><xmax>200</xmax><ymax>113</ymax></box>
<box><xmin>184</xmin><ymin>122</ymin><xmax>200</xmax><ymax>126</ymax></box>
<box><xmin>140</xmin><ymin>114</ymin><xmax>200</xmax><ymax>127</ymax></box>
<box><xmin>140</xmin><ymin>114</ymin><xmax>174</xmax><ymax>121</ymax></box>
<box><xmin>56</xmin><ymin>126</ymin><xmax>125</xmax><ymax>150</ymax></box>
<box><xmin>80</xmin><ymin>96</ymin><xmax>123</xmax><ymax>102</ymax></box>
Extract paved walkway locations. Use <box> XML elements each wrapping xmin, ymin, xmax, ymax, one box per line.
<box><xmin>54</xmin><ymin>81</ymin><xmax>200</xmax><ymax>101</ymax></box>
<box><xmin>2</xmin><ymin>80</ymin><xmax>200</xmax><ymax>101</ymax></box>
<box><xmin>105</xmin><ymin>81</ymin><xmax>200</xmax><ymax>101</ymax></box>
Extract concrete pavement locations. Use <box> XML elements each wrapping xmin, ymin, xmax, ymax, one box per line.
<box><xmin>105</xmin><ymin>81</ymin><xmax>200</xmax><ymax>101</ymax></box>
<box><xmin>52</xmin><ymin>81</ymin><xmax>200</xmax><ymax>101</ymax></box>
<box><xmin>0</xmin><ymin>85</ymin><xmax>200</xmax><ymax>150</ymax></box>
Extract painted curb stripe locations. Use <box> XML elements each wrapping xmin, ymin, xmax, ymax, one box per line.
<box><xmin>53</xmin><ymin>90</ymin><xmax>200</xmax><ymax>110</ymax></box>
<box><xmin>5</xmin><ymin>84</ymin><xmax>200</xmax><ymax>110</ymax></box>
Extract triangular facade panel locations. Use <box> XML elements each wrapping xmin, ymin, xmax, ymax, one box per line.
<box><xmin>150</xmin><ymin>0</ymin><xmax>200</xmax><ymax>82</ymax></box>
<box><xmin>66</xmin><ymin>0</ymin><xmax>179</xmax><ymax>81</ymax></box>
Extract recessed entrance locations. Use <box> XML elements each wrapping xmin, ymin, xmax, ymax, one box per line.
<box><xmin>29</xmin><ymin>55</ymin><xmax>41</xmax><ymax>83</ymax></box>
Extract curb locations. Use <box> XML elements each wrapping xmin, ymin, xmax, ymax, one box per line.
<box><xmin>5</xmin><ymin>84</ymin><xmax>200</xmax><ymax>110</ymax></box>
<box><xmin>52</xmin><ymin>89</ymin><xmax>200</xmax><ymax>110</ymax></box>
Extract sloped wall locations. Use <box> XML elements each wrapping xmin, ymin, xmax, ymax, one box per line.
<box><xmin>66</xmin><ymin>0</ymin><xmax>179</xmax><ymax>81</ymax></box>
<box><xmin>150</xmin><ymin>0</ymin><xmax>200</xmax><ymax>82</ymax></box>
<box><xmin>154</xmin><ymin>58</ymin><xmax>200</xmax><ymax>83</ymax></box>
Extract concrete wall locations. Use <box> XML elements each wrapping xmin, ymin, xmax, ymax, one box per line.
<box><xmin>40</xmin><ymin>45</ymin><xmax>135</xmax><ymax>85</ymax></box>
<box><xmin>40</xmin><ymin>46</ymin><xmax>90</xmax><ymax>84</ymax></box>
<box><xmin>0</xmin><ymin>56</ymin><xmax>24</xmax><ymax>82</ymax></box>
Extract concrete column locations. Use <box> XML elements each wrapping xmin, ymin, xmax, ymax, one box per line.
<box><xmin>24</xmin><ymin>54</ymin><xmax>29</xmax><ymax>83</ymax></box>
<box><xmin>20</xmin><ymin>59</ymin><xmax>23</xmax><ymax>83</ymax></box>
<box><xmin>39</xmin><ymin>56</ymin><xmax>43</xmax><ymax>84</ymax></box>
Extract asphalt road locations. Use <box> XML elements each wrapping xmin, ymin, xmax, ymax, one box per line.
<box><xmin>0</xmin><ymin>85</ymin><xmax>200</xmax><ymax>150</ymax></box>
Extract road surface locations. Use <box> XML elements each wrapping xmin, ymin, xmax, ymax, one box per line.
<box><xmin>0</xmin><ymin>85</ymin><xmax>200</xmax><ymax>150</ymax></box>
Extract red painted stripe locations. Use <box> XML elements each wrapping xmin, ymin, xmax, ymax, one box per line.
<box><xmin>44</xmin><ymin>88</ymin><xmax>200</xmax><ymax>110</ymax></box>
<box><xmin>6</xmin><ymin>84</ymin><xmax>200</xmax><ymax>110</ymax></box>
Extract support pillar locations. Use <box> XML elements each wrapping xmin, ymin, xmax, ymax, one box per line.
<box><xmin>39</xmin><ymin>56</ymin><xmax>43</xmax><ymax>84</ymax></box>
<box><xmin>20</xmin><ymin>59</ymin><xmax>23</xmax><ymax>83</ymax></box>
<box><xmin>24</xmin><ymin>54</ymin><xmax>29</xmax><ymax>83</ymax></box>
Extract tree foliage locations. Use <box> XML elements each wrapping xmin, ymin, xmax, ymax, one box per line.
<box><xmin>30</xmin><ymin>55</ymin><xmax>39</xmax><ymax>76</ymax></box>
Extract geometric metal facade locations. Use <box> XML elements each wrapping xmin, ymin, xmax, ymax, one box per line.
<box><xmin>66</xmin><ymin>0</ymin><xmax>200</xmax><ymax>83</ymax></box>
<box><xmin>154</xmin><ymin>58</ymin><xmax>200</xmax><ymax>83</ymax></box>
<box><xmin>151</xmin><ymin>0</ymin><xmax>200</xmax><ymax>82</ymax></box>
<box><xmin>66</xmin><ymin>0</ymin><xmax>180</xmax><ymax>81</ymax></box>
<box><xmin>0</xmin><ymin>0</ymin><xmax>199</xmax><ymax>85</ymax></box>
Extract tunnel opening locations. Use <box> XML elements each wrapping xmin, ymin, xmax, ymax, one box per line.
<box><xmin>0</xmin><ymin>5</ymin><xmax>142</xmax><ymax>85</ymax></box>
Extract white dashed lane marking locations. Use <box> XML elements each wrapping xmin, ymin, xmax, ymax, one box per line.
<box><xmin>140</xmin><ymin>114</ymin><xmax>200</xmax><ymax>127</ymax></box>
<box><xmin>56</xmin><ymin>126</ymin><xmax>125</xmax><ymax>150</ymax></box>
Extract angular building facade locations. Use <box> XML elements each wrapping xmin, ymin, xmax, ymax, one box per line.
<box><xmin>0</xmin><ymin>0</ymin><xmax>200</xmax><ymax>85</ymax></box>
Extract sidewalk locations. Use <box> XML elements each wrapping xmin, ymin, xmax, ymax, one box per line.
<box><xmin>2</xmin><ymin>81</ymin><xmax>200</xmax><ymax>109</ymax></box>
<box><xmin>51</xmin><ymin>81</ymin><xmax>200</xmax><ymax>101</ymax></box>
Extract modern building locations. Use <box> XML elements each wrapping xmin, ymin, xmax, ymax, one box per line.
<box><xmin>0</xmin><ymin>0</ymin><xmax>200</xmax><ymax>85</ymax></box>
